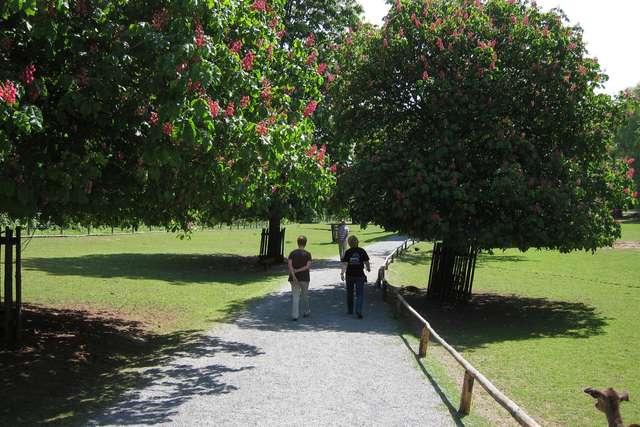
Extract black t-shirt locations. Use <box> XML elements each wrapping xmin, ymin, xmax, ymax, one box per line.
<box><xmin>342</xmin><ymin>247</ymin><xmax>369</xmax><ymax>278</ymax></box>
<box><xmin>288</xmin><ymin>249</ymin><xmax>312</xmax><ymax>282</ymax></box>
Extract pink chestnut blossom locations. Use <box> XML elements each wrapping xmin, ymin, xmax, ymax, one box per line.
<box><xmin>306</xmin><ymin>33</ymin><xmax>315</xmax><ymax>47</ymax></box>
<box><xmin>252</xmin><ymin>0</ymin><xmax>268</xmax><ymax>12</ymax></box>
<box><xmin>176</xmin><ymin>60</ymin><xmax>189</xmax><ymax>73</ymax></box>
<box><xmin>151</xmin><ymin>8</ymin><xmax>168</xmax><ymax>31</ymax></box>
<box><xmin>242</xmin><ymin>51</ymin><xmax>255</xmax><ymax>71</ymax></box>
<box><xmin>411</xmin><ymin>13</ymin><xmax>421</xmax><ymax>29</ymax></box>
<box><xmin>22</xmin><ymin>64</ymin><xmax>36</xmax><ymax>85</ymax></box>
<box><xmin>306</xmin><ymin>51</ymin><xmax>318</xmax><ymax>66</ymax></box>
<box><xmin>194</xmin><ymin>19</ymin><xmax>206</xmax><ymax>47</ymax></box>
<box><xmin>256</xmin><ymin>121</ymin><xmax>268</xmax><ymax>136</ymax></box>
<box><xmin>225</xmin><ymin>101</ymin><xmax>235</xmax><ymax>117</ymax></box>
<box><xmin>303</xmin><ymin>100</ymin><xmax>318</xmax><ymax>117</ymax></box>
<box><xmin>229</xmin><ymin>40</ymin><xmax>243</xmax><ymax>54</ymax></box>
<box><xmin>208</xmin><ymin>98</ymin><xmax>220</xmax><ymax>117</ymax></box>
<box><xmin>0</xmin><ymin>80</ymin><xmax>17</xmax><ymax>105</ymax></box>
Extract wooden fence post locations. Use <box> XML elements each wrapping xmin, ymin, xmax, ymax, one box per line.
<box><xmin>376</xmin><ymin>267</ymin><xmax>381</xmax><ymax>286</ymax></box>
<box><xmin>15</xmin><ymin>227</ymin><xmax>22</xmax><ymax>340</ymax></box>
<box><xmin>4</xmin><ymin>227</ymin><xmax>14</xmax><ymax>340</ymax></box>
<box><xmin>418</xmin><ymin>326</ymin><xmax>430</xmax><ymax>357</ymax></box>
<box><xmin>459</xmin><ymin>370</ymin><xmax>475</xmax><ymax>415</ymax></box>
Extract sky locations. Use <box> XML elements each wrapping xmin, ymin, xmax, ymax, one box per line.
<box><xmin>358</xmin><ymin>0</ymin><xmax>640</xmax><ymax>94</ymax></box>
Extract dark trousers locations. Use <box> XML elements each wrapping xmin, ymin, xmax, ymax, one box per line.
<box><xmin>346</xmin><ymin>276</ymin><xmax>365</xmax><ymax>315</ymax></box>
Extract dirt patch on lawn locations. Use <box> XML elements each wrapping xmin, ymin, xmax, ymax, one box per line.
<box><xmin>613</xmin><ymin>240</ymin><xmax>640</xmax><ymax>249</ymax></box>
<box><xmin>47</xmin><ymin>302</ymin><xmax>180</xmax><ymax>332</ymax></box>
<box><xmin>0</xmin><ymin>304</ymin><xmax>201</xmax><ymax>426</ymax></box>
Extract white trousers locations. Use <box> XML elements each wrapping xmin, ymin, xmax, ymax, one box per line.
<box><xmin>291</xmin><ymin>281</ymin><xmax>310</xmax><ymax>319</ymax></box>
<box><xmin>338</xmin><ymin>240</ymin><xmax>347</xmax><ymax>260</ymax></box>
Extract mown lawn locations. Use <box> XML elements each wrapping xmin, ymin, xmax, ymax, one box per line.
<box><xmin>387</xmin><ymin>221</ymin><xmax>640</xmax><ymax>426</ymax></box>
<box><xmin>18</xmin><ymin>223</ymin><xmax>391</xmax><ymax>332</ymax></box>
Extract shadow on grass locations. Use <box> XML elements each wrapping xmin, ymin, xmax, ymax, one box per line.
<box><xmin>23</xmin><ymin>253</ymin><xmax>286</xmax><ymax>286</ymax></box>
<box><xmin>0</xmin><ymin>305</ymin><xmax>262</xmax><ymax>426</ymax></box>
<box><xmin>399</xmin><ymin>292</ymin><xmax>607</xmax><ymax>352</ymax></box>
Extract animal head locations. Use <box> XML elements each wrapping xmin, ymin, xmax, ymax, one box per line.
<box><xmin>584</xmin><ymin>387</ymin><xmax>629</xmax><ymax>414</ymax></box>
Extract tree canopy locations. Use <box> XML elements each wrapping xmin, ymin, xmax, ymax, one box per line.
<box><xmin>334</xmin><ymin>0</ymin><xmax>636</xmax><ymax>252</ymax></box>
<box><xmin>281</xmin><ymin>0</ymin><xmax>363</xmax><ymax>48</ymax></box>
<box><xmin>1</xmin><ymin>0</ymin><xmax>335</xmax><ymax>230</ymax></box>
<box><xmin>615</xmin><ymin>83</ymin><xmax>640</xmax><ymax>194</ymax></box>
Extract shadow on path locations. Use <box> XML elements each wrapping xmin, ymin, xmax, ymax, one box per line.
<box><xmin>222</xmin><ymin>282</ymin><xmax>400</xmax><ymax>336</ymax></box>
<box><xmin>0</xmin><ymin>305</ymin><xmax>262</xmax><ymax>426</ymax></box>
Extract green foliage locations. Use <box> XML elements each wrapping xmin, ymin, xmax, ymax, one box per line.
<box><xmin>281</xmin><ymin>0</ymin><xmax>363</xmax><ymax>48</ymax></box>
<box><xmin>614</xmin><ymin>83</ymin><xmax>640</xmax><ymax>192</ymax></box>
<box><xmin>334</xmin><ymin>0</ymin><xmax>636</xmax><ymax>251</ymax></box>
<box><xmin>0</xmin><ymin>0</ymin><xmax>335</xmax><ymax>229</ymax></box>
<box><xmin>276</xmin><ymin>0</ymin><xmax>365</xmax><ymax>219</ymax></box>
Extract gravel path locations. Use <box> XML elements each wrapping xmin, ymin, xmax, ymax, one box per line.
<box><xmin>91</xmin><ymin>237</ymin><xmax>459</xmax><ymax>426</ymax></box>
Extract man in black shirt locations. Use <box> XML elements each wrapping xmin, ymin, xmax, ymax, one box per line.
<box><xmin>288</xmin><ymin>235</ymin><xmax>312</xmax><ymax>321</ymax></box>
<box><xmin>340</xmin><ymin>235</ymin><xmax>371</xmax><ymax>318</ymax></box>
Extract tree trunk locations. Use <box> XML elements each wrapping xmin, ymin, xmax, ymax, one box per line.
<box><xmin>267</xmin><ymin>214</ymin><xmax>283</xmax><ymax>261</ymax></box>
<box><xmin>427</xmin><ymin>241</ymin><xmax>477</xmax><ymax>302</ymax></box>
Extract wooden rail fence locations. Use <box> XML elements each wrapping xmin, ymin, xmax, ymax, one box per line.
<box><xmin>377</xmin><ymin>239</ymin><xmax>540</xmax><ymax>427</ymax></box>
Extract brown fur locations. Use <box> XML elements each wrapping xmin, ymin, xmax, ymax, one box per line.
<box><xmin>584</xmin><ymin>387</ymin><xmax>639</xmax><ymax>427</ymax></box>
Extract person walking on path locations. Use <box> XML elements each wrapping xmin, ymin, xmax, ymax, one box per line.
<box><xmin>336</xmin><ymin>220</ymin><xmax>349</xmax><ymax>260</ymax></box>
<box><xmin>288</xmin><ymin>235</ymin><xmax>312</xmax><ymax>321</ymax></box>
<box><xmin>340</xmin><ymin>235</ymin><xmax>371</xmax><ymax>319</ymax></box>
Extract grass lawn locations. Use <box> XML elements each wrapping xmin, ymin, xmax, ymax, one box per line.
<box><xmin>620</xmin><ymin>218</ymin><xmax>640</xmax><ymax>241</ymax></box>
<box><xmin>0</xmin><ymin>223</ymin><xmax>391</xmax><ymax>426</ymax></box>
<box><xmin>17</xmin><ymin>223</ymin><xmax>391</xmax><ymax>332</ymax></box>
<box><xmin>387</xmin><ymin>222</ymin><xmax>640</xmax><ymax>426</ymax></box>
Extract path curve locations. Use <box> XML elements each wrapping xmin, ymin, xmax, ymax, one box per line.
<box><xmin>91</xmin><ymin>237</ymin><xmax>458</xmax><ymax>426</ymax></box>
